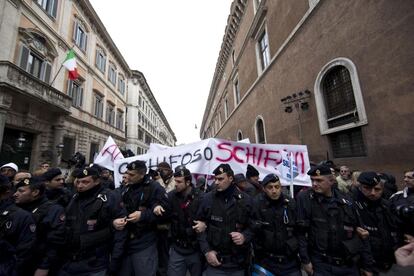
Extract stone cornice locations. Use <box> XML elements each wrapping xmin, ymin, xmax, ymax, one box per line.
<box><xmin>77</xmin><ymin>0</ymin><xmax>131</xmax><ymax>76</ymax></box>
<box><xmin>201</xmin><ymin>0</ymin><xmax>247</xmax><ymax>134</ymax></box>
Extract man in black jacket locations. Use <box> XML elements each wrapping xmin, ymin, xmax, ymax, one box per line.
<box><xmin>58</xmin><ymin>167</ymin><xmax>126</xmax><ymax>276</ymax></box>
<box><xmin>251</xmin><ymin>173</ymin><xmax>301</xmax><ymax>276</ymax></box>
<box><xmin>0</xmin><ymin>175</ymin><xmax>36</xmax><ymax>276</ymax></box>
<box><xmin>296</xmin><ymin>164</ymin><xmax>373</xmax><ymax>276</ymax></box>
<box><xmin>14</xmin><ymin>176</ymin><xmax>66</xmax><ymax>276</ymax></box>
<box><xmin>197</xmin><ymin>164</ymin><xmax>253</xmax><ymax>276</ymax></box>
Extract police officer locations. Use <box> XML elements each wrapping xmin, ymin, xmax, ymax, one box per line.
<box><xmin>42</xmin><ymin>168</ymin><xmax>72</xmax><ymax>207</ymax></box>
<box><xmin>296</xmin><ymin>164</ymin><xmax>372</xmax><ymax>276</ymax></box>
<box><xmin>197</xmin><ymin>164</ymin><xmax>253</xmax><ymax>276</ymax></box>
<box><xmin>352</xmin><ymin>171</ymin><xmax>402</xmax><ymax>274</ymax></box>
<box><xmin>59</xmin><ymin>167</ymin><xmax>127</xmax><ymax>276</ymax></box>
<box><xmin>114</xmin><ymin>160</ymin><xmax>169</xmax><ymax>276</ymax></box>
<box><xmin>167</xmin><ymin>165</ymin><xmax>205</xmax><ymax>276</ymax></box>
<box><xmin>14</xmin><ymin>176</ymin><xmax>66</xmax><ymax>275</ymax></box>
<box><xmin>0</xmin><ymin>175</ymin><xmax>36</xmax><ymax>276</ymax></box>
<box><xmin>390</xmin><ymin>169</ymin><xmax>414</xmax><ymax>241</ymax></box>
<box><xmin>251</xmin><ymin>173</ymin><xmax>301</xmax><ymax>276</ymax></box>
<box><xmin>246</xmin><ymin>164</ymin><xmax>262</xmax><ymax>196</ymax></box>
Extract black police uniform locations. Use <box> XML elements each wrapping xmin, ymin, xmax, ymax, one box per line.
<box><xmin>390</xmin><ymin>187</ymin><xmax>414</xmax><ymax>237</ymax></box>
<box><xmin>352</xmin><ymin>172</ymin><xmax>402</xmax><ymax>274</ymax></box>
<box><xmin>59</xmin><ymin>168</ymin><xmax>127</xmax><ymax>276</ymax></box>
<box><xmin>198</xmin><ymin>164</ymin><xmax>253</xmax><ymax>276</ymax></box>
<box><xmin>119</xmin><ymin>160</ymin><xmax>169</xmax><ymax>276</ymax></box>
<box><xmin>42</xmin><ymin>168</ymin><xmax>73</xmax><ymax>208</ymax></box>
<box><xmin>167</xmin><ymin>166</ymin><xmax>204</xmax><ymax>276</ymax></box>
<box><xmin>251</xmin><ymin>174</ymin><xmax>301</xmax><ymax>276</ymax></box>
<box><xmin>15</xmin><ymin>178</ymin><xmax>66</xmax><ymax>275</ymax></box>
<box><xmin>296</xmin><ymin>165</ymin><xmax>371</xmax><ymax>276</ymax></box>
<box><xmin>0</xmin><ymin>197</ymin><xmax>36</xmax><ymax>276</ymax></box>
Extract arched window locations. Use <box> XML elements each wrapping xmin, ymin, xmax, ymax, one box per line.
<box><xmin>237</xmin><ymin>130</ymin><xmax>243</xmax><ymax>141</ymax></box>
<box><xmin>314</xmin><ymin>58</ymin><xmax>367</xmax><ymax>157</ymax></box>
<box><xmin>255</xmin><ymin>116</ymin><xmax>266</xmax><ymax>144</ymax></box>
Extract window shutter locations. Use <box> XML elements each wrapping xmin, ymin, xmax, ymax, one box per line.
<box><xmin>95</xmin><ymin>50</ymin><xmax>99</xmax><ymax>67</ymax></box>
<box><xmin>67</xmin><ymin>80</ymin><xmax>73</xmax><ymax>97</ymax></box>
<box><xmin>79</xmin><ymin>87</ymin><xmax>83</xmax><ymax>107</ymax></box>
<box><xmin>51</xmin><ymin>0</ymin><xmax>58</xmax><ymax>18</ymax></box>
<box><xmin>82</xmin><ymin>34</ymin><xmax>88</xmax><ymax>51</ymax></box>
<box><xmin>19</xmin><ymin>44</ymin><xmax>30</xmax><ymax>71</ymax></box>
<box><xmin>72</xmin><ymin>21</ymin><xmax>78</xmax><ymax>42</ymax></box>
<box><xmin>43</xmin><ymin>62</ymin><xmax>52</xmax><ymax>83</ymax></box>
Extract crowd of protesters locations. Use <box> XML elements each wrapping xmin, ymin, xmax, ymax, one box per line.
<box><xmin>0</xmin><ymin>157</ymin><xmax>413</xmax><ymax>276</ymax></box>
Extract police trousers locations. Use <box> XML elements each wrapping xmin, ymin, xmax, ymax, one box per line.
<box><xmin>119</xmin><ymin>243</ymin><xmax>158</xmax><ymax>276</ymax></box>
<box><xmin>167</xmin><ymin>247</ymin><xmax>202</xmax><ymax>276</ymax></box>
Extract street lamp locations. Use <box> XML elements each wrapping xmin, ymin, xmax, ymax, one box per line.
<box><xmin>281</xmin><ymin>90</ymin><xmax>312</xmax><ymax>144</ymax></box>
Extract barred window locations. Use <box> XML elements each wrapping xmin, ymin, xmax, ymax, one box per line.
<box><xmin>330</xmin><ymin>127</ymin><xmax>366</xmax><ymax>158</ymax></box>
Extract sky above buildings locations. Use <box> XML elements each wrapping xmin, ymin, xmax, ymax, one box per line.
<box><xmin>89</xmin><ymin>0</ymin><xmax>232</xmax><ymax>145</ymax></box>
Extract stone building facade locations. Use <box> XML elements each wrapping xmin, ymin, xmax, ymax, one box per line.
<box><xmin>126</xmin><ymin>70</ymin><xmax>176</xmax><ymax>154</ymax></box>
<box><xmin>201</xmin><ymin>0</ymin><xmax>414</xmax><ymax>177</ymax></box>
<box><xmin>0</xmin><ymin>0</ymin><xmax>175</xmax><ymax>170</ymax></box>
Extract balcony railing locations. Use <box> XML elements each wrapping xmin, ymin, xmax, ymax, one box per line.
<box><xmin>0</xmin><ymin>61</ymin><xmax>71</xmax><ymax>113</ymax></box>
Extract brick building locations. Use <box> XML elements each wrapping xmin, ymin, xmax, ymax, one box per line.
<box><xmin>200</xmin><ymin>0</ymin><xmax>414</xmax><ymax>178</ymax></box>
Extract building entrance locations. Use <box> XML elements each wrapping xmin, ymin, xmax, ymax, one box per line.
<box><xmin>0</xmin><ymin>128</ymin><xmax>34</xmax><ymax>171</ymax></box>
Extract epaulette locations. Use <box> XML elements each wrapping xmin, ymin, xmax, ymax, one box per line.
<box><xmin>340</xmin><ymin>197</ymin><xmax>352</xmax><ymax>206</ymax></box>
<box><xmin>389</xmin><ymin>190</ymin><xmax>404</xmax><ymax>199</ymax></box>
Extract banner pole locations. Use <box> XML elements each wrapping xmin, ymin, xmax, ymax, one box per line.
<box><xmin>289</xmin><ymin>152</ymin><xmax>294</xmax><ymax>198</ymax></box>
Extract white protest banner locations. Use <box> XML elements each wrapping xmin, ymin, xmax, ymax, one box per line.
<box><xmin>93</xmin><ymin>136</ymin><xmax>124</xmax><ymax>171</ymax></box>
<box><xmin>114</xmin><ymin>138</ymin><xmax>311</xmax><ymax>187</ymax></box>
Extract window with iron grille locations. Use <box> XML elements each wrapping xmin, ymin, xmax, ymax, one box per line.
<box><xmin>323</xmin><ymin>66</ymin><xmax>358</xmax><ymax>128</ymax></box>
<box><xmin>329</xmin><ymin>127</ymin><xmax>366</xmax><ymax>158</ymax></box>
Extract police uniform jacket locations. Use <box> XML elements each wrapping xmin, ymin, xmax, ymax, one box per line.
<box><xmin>64</xmin><ymin>184</ymin><xmax>127</xmax><ymax>273</ymax></box>
<box><xmin>352</xmin><ymin>189</ymin><xmax>401</xmax><ymax>270</ymax></box>
<box><xmin>390</xmin><ymin>187</ymin><xmax>414</xmax><ymax>236</ymax></box>
<box><xmin>0</xmin><ymin>198</ymin><xmax>36</xmax><ymax>275</ymax></box>
<box><xmin>252</xmin><ymin>193</ymin><xmax>298</xmax><ymax>258</ymax></box>
<box><xmin>18</xmin><ymin>195</ymin><xmax>66</xmax><ymax>272</ymax></box>
<box><xmin>296</xmin><ymin>188</ymin><xmax>372</xmax><ymax>270</ymax></box>
<box><xmin>197</xmin><ymin>183</ymin><xmax>253</xmax><ymax>269</ymax></box>
<box><xmin>121</xmin><ymin>174</ymin><xmax>169</xmax><ymax>253</ymax></box>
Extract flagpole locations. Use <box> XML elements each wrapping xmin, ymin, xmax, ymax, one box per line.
<box><xmin>49</xmin><ymin>45</ymin><xmax>75</xmax><ymax>87</ymax></box>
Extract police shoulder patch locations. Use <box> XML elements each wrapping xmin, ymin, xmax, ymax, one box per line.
<box><xmin>29</xmin><ymin>224</ymin><xmax>36</xmax><ymax>233</ymax></box>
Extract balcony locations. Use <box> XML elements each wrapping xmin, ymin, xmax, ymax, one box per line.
<box><xmin>0</xmin><ymin>61</ymin><xmax>71</xmax><ymax>114</ymax></box>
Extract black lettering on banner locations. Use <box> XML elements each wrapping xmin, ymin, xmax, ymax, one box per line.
<box><xmin>169</xmin><ymin>155</ymin><xmax>181</xmax><ymax>167</ymax></box>
<box><xmin>192</xmin><ymin>149</ymin><xmax>202</xmax><ymax>163</ymax></box>
<box><xmin>181</xmin><ymin>152</ymin><xmax>192</xmax><ymax>166</ymax></box>
<box><xmin>118</xmin><ymin>162</ymin><xmax>128</xmax><ymax>174</ymax></box>
<box><xmin>204</xmin><ymin>147</ymin><xmax>213</xmax><ymax>161</ymax></box>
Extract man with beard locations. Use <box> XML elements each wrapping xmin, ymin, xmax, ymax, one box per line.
<box><xmin>167</xmin><ymin>166</ymin><xmax>206</xmax><ymax>276</ymax></box>
<box><xmin>0</xmin><ymin>175</ymin><xmax>36</xmax><ymax>276</ymax></box>
<box><xmin>14</xmin><ymin>177</ymin><xmax>66</xmax><ymax>276</ymax></box>
<box><xmin>197</xmin><ymin>164</ymin><xmax>253</xmax><ymax>276</ymax></box>
<box><xmin>251</xmin><ymin>173</ymin><xmax>301</xmax><ymax>276</ymax></box>
<box><xmin>352</xmin><ymin>171</ymin><xmax>402</xmax><ymax>274</ymax></box>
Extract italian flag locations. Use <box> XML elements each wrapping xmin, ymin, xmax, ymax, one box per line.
<box><xmin>63</xmin><ymin>49</ymin><xmax>78</xmax><ymax>80</ymax></box>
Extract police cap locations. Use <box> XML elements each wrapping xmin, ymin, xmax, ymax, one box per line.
<box><xmin>42</xmin><ymin>168</ymin><xmax>62</xmax><ymax>181</ymax></box>
<box><xmin>126</xmin><ymin>160</ymin><xmax>147</xmax><ymax>171</ymax></box>
<box><xmin>307</xmin><ymin>164</ymin><xmax>332</xmax><ymax>176</ymax></box>
<box><xmin>358</xmin><ymin>171</ymin><xmax>381</xmax><ymax>187</ymax></box>
<box><xmin>213</xmin><ymin>164</ymin><xmax>234</xmax><ymax>176</ymax></box>
<box><xmin>72</xmin><ymin>167</ymin><xmax>99</xmax><ymax>179</ymax></box>
<box><xmin>173</xmin><ymin>165</ymin><xmax>191</xmax><ymax>178</ymax></box>
<box><xmin>15</xmin><ymin>176</ymin><xmax>42</xmax><ymax>189</ymax></box>
<box><xmin>262</xmin><ymin>173</ymin><xmax>280</xmax><ymax>187</ymax></box>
